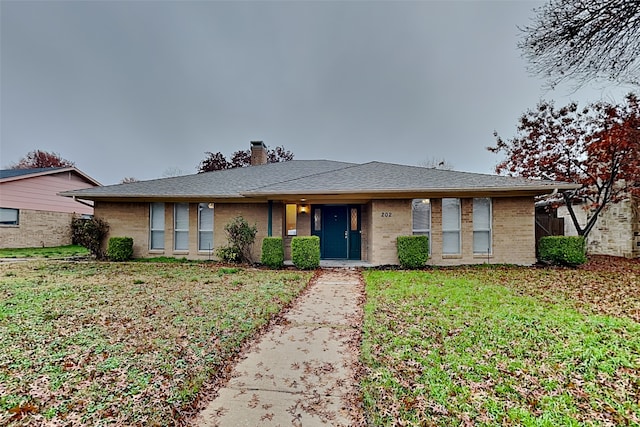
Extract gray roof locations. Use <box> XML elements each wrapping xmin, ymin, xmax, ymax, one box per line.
<box><xmin>60</xmin><ymin>160</ymin><xmax>579</xmax><ymax>200</ymax></box>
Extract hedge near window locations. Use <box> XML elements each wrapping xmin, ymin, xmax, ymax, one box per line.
<box><xmin>107</xmin><ymin>237</ymin><xmax>134</xmax><ymax>261</ymax></box>
<box><xmin>291</xmin><ymin>236</ymin><xmax>320</xmax><ymax>270</ymax></box>
<box><xmin>397</xmin><ymin>235</ymin><xmax>429</xmax><ymax>269</ymax></box>
<box><xmin>261</xmin><ymin>237</ymin><xmax>284</xmax><ymax>269</ymax></box>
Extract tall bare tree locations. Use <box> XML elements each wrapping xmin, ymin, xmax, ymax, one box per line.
<box><xmin>520</xmin><ymin>0</ymin><xmax>640</xmax><ymax>89</ymax></box>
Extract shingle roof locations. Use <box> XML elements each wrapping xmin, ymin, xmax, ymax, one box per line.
<box><xmin>60</xmin><ymin>160</ymin><xmax>579</xmax><ymax>200</ymax></box>
<box><xmin>0</xmin><ymin>167</ymin><xmax>66</xmax><ymax>179</ymax></box>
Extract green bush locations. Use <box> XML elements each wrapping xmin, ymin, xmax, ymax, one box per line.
<box><xmin>71</xmin><ymin>216</ymin><xmax>109</xmax><ymax>259</ymax></box>
<box><xmin>538</xmin><ymin>236</ymin><xmax>587</xmax><ymax>266</ymax></box>
<box><xmin>107</xmin><ymin>237</ymin><xmax>134</xmax><ymax>261</ymax></box>
<box><xmin>291</xmin><ymin>236</ymin><xmax>320</xmax><ymax>270</ymax></box>
<box><xmin>261</xmin><ymin>237</ymin><xmax>284</xmax><ymax>269</ymax></box>
<box><xmin>216</xmin><ymin>216</ymin><xmax>258</xmax><ymax>264</ymax></box>
<box><xmin>397</xmin><ymin>235</ymin><xmax>429</xmax><ymax>269</ymax></box>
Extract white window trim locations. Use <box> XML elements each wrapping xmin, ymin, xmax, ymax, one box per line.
<box><xmin>174</xmin><ymin>203</ymin><xmax>189</xmax><ymax>252</ymax></box>
<box><xmin>198</xmin><ymin>203</ymin><xmax>214</xmax><ymax>252</ymax></box>
<box><xmin>442</xmin><ymin>198</ymin><xmax>461</xmax><ymax>255</ymax></box>
<box><xmin>473</xmin><ymin>198</ymin><xmax>493</xmax><ymax>255</ymax></box>
<box><xmin>149</xmin><ymin>203</ymin><xmax>165</xmax><ymax>250</ymax></box>
<box><xmin>412</xmin><ymin>199</ymin><xmax>431</xmax><ymax>253</ymax></box>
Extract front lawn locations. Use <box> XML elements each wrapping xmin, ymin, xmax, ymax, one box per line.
<box><xmin>362</xmin><ymin>259</ymin><xmax>640</xmax><ymax>426</ymax></box>
<box><xmin>0</xmin><ymin>261</ymin><xmax>310</xmax><ymax>425</ymax></box>
<box><xmin>0</xmin><ymin>245</ymin><xmax>89</xmax><ymax>259</ymax></box>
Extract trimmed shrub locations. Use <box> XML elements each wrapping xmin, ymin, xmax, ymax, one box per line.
<box><xmin>538</xmin><ymin>236</ymin><xmax>587</xmax><ymax>266</ymax></box>
<box><xmin>397</xmin><ymin>235</ymin><xmax>429</xmax><ymax>269</ymax></box>
<box><xmin>71</xmin><ymin>216</ymin><xmax>109</xmax><ymax>259</ymax></box>
<box><xmin>291</xmin><ymin>236</ymin><xmax>320</xmax><ymax>270</ymax></box>
<box><xmin>261</xmin><ymin>237</ymin><xmax>284</xmax><ymax>269</ymax></box>
<box><xmin>107</xmin><ymin>237</ymin><xmax>134</xmax><ymax>261</ymax></box>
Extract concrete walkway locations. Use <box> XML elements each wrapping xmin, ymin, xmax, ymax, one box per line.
<box><xmin>195</xmin><ymin>269</ymin><xmax>364</xmax><ymax>426</ymax></box>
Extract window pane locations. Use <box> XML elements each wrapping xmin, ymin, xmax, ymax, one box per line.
<box><xmin>412</xmin><ymin>199</ymin><xmax>430</xmax><ymax>231</ymax></box>
<box><xmin>199</xmin><ymin>231</ymin><xmax>213</xmax><ymax>252</ymax></box>
<box><xmin>151</xmin><ymin>230</ymin><xmax>164</xmax><ymax>250</ymax></box>
<box><xmin>175</xmin><ymin>231</ymin><xmax>188</xmax><ymax>251</ymax></box>
<box><xmin>0</xmin><ymin>208</ymin><xmax>19</xmax><ymax>225</ymax></box>
<box><xmin>442</xmin><ymin>198</ymin><xmax>460</xmax><ymax>230</ymax></box>
<box><xmin>474</xmin><ymin>231</ymin><xmax>490</xmax><ymax>253</ymax></box>
<box><xmin>473</xmin><ymin>198</ymin><xmax>491</xmax><ymax>229</ymax></box>
<box><xmin>286</xmin><ymin>204</ymin><xmax>297</xmax><ymax>236</ymax></box>
<box><xmin>198</xmin><ymin>203</ymin><xmax>214</xmax><ymax>251</ymax></box>
<box><xmin>350</xmin><ymin>208</ymin><xmax>358</xmax><ymax>231</ymax></box>
<box><xmin>443</xmin><ymin>231</ymin><xmax>460</xmax><ymax>254</ymax></box>
<box><xmin>314</xmin><ymin>208</ymin><xmax>321</xmax><ymax>231</ymax></box>
<box><xmin>174</xmin><ymin>203</ymin><xmax>189</xmax><ymax>231</ymax></box>
<box><xmin>150</xmin><ymin>203</ymin><xmax>165</xmax><ymax>250</ymax></box>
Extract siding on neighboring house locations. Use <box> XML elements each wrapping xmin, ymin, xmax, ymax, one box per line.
<box><xmin>0</xmin><ymin>168</ymin><xmax>99</xmax><ymax>248</ymax></box>
<box><xmin>559</xmin><ymin>197</ymin><xmax>640</xmax><ymax>258</ymax></box>
<box><xmin>0</xmin><ymin>172</ymin><xmax>94</xmax><ymax>215</ymax></box>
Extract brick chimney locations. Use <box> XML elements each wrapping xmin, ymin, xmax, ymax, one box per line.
<box><xmin>250</xmin><ymin>141</ymin><xmax>268</xmax><ymax>166</ymax></box>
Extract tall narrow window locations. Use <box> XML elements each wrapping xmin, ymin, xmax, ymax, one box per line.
<box><xmin>150</xmin><ymin>203</ymin><xmax>165</xmax><ymax>250</ymax></box>
<box><xmin>473</xmin><ymin>198</ymin><xmax>492</xmax><ymax>254</ymax></box>
<box><xmin>198</xmin><ymin>203</ymin><xmax>214</xmax><ymax>251</ymax></box>
<box><xmin>442</xmin><ymin>198</ymin><xmax>461</xmax><ymax>254</ymax></box>
<box><xmin>412</xmin><ymin>199</ymin><xmax>431</xmax><ymax>252</ymax></box>
<box><xmin>313</xmin><ymin>208</ymin><xmax>321</xmax><ymax>231</ymax></box>
<box><xmin>0</xmin><ymin>208</ymin><xmax>19</xmax><ymax>226</ymax></box>
<box><xmin>174</xmin><ymin>203</ymin><xmax>189</xmax><ymax>251</ymax></box>
<box><xmin>286</xmin><ymin>204</ymin><xmax>297</xmax><ymax>236</ymax></box>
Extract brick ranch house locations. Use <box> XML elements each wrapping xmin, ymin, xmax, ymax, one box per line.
<box><xmin>61</xmin><ymin>142</ymin><xmax>578</xmax><ymax>266</ymax></box>
<box><xmin>0</xmin><ymin>167</ymin><xmax>100</xmax><ymax>248</ymax></box>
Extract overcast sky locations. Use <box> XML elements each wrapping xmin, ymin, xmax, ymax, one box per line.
<box><xmin>0</xmin><ymin>0</ymin><xmax>635</xmax><ymax>185</ymax></box>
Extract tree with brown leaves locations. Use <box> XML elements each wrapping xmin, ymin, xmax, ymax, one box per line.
<box><xmin>489</xmin><ymin>93</ymin><xmax>640</xmax><ymax>239</ymax></box>
<box><xmin>10</xmin><ymin>149</ymin><xmax>75</xmax><ymax>169</ymax></box>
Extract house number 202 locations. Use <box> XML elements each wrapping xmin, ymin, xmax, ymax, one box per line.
<box><xmin>381</xmin><ymin>212</ymin><xmax>392</xmax><ymax>217</ymax></box>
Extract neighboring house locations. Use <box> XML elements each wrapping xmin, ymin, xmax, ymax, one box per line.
<box><xmin>61</xmin><ymin>142</ymin><xmax>578</xmax><ymax>266</ymax></box>
<box><xmin>0</xmin><ymin>167</ymin><xmax>100</xmax><ymax>248</ymax></box>
<box><xmin>558</xmin><ymin>197</ymin><xmax>640</xmax><ymax>258</ymax></box>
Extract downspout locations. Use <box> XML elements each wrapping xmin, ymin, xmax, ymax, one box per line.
<box><xmin>267</xmin><ymin>200</ymin><xmax>273</xmax><ymax>237</ymax></box>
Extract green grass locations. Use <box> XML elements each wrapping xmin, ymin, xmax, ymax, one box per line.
<box><xmin>0</xmin><ymin>261</ymin><xmax>311</xmax><ymax>425</ymax></box>
<box><xmin>0</xmin><ymin>245</ymin><xmax>89</xmax><ymax>259</ymax></box>
<box><xmin>362</xmin><ymin>269</ymin><xmax>640</xmax><ymax>426</ymax></box>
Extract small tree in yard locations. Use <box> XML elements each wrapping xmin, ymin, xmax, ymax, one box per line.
<box><xmin>489</xmin><ymin>93</ymin><xmax>640</xmax><ymax>240</ymax></box>
<box><xmin>71</xmin><ymin>217</ymin><xmax>109</xmax><ymax>259</ymax></box>
<box><xmin>216</xmin><ymin>216</ymin><xmax>258</xmax><ymax>264</ymax></box>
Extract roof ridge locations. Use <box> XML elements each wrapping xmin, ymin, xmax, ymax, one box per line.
<box><xmin>245</xmin><ymin>161</ymin><xmax>361</xmax><ymax>192</ymax></box>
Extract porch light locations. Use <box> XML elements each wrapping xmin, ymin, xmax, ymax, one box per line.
<box><xmin>208</xmin><ymin>203</ymin><xmax>215</xmax><ymax>209</ymax></box>
<box><xmin>298</xmin><ymin>205</ymin><xmax>309</xmax><ymax>214</ymax></box>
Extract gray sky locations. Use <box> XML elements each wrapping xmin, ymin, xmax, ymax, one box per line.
<box><xmin>0</xmin><ymin>0</ymin><xmax>634</xmax><ymax>185</ymax></box>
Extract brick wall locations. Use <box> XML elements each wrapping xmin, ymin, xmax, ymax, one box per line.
<box><xmin>95</xmin><ymin>197</ymin><xmax>538</xmax><ymax>265</ymax></box>
<box><xmin>368</xmin><ymin>196</ymin><xmax>537</xmax><ymax>266</ymax></box>
<box><xmin>559</xmin><ymin>198</ymin><xmax>640</xmax><ymax>258</ymax></box>
<box><xmin>0</xmin><ymin>209</ymin><xmax>75</xmax><ymax>248</ymax></box>
<box><xmin>96</xmin><ymin>201</ymin><xmax>273</xmax><ymax>261</ymax></box>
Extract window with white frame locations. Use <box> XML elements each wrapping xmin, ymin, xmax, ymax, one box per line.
<box><xmin>174</xmin><ymin>203</ymin><xmax>189</xmax><ymax>251</ymax></box>
<box><xmin>198</xmin><ymin>203</ymin><xmax>214</xmax><ymax>252</ymax></box>
<box><xmin>473</xmin><ymin>198</ymin><xmax>492</xmax><ymax>254</ymax></box>
<box><xmin>150</xmin><ymin>203</ymin><xmax>165</xmax><ymax>250</ymax></box>
<box><xmin>442</xmin><ymin>198</ymin><xmax>461</xmax><ymax>254</ymax></box>
<box><xmin>412</xmin><ymin>199</ymin><xmax>431</xmax><ymax>252</ymax></box>
<box><xmin>0</xmin><ymin>208</ymin><xmax>19</xmax><ymax>226</ymax></box>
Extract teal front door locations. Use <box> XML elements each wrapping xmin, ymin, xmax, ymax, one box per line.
<box><xmin>313</xmin><ymin>205</ymin><xmax>361</xmax><ymax>260</ymax></box>
<box><xmin>323</xmin><ymin>206</ymin><xmax>348</xmax><ymax>259</ymax></box>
